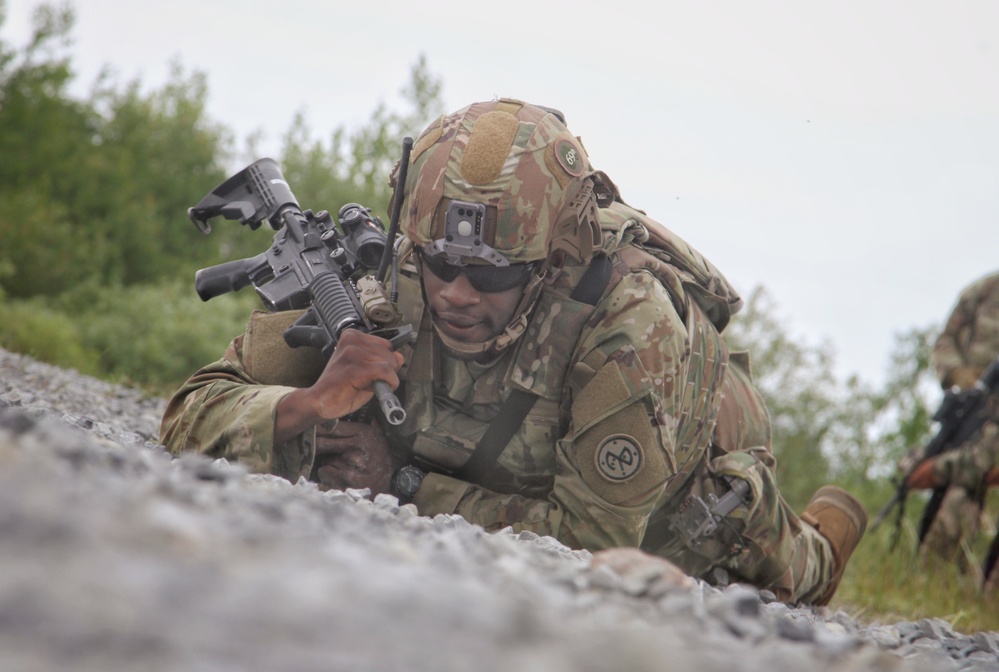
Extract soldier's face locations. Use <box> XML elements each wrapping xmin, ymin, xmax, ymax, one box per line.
<box><xmin>420</xmin><ymin>260</ymin><xmax>526</xmax><ymax>348</ymax></box>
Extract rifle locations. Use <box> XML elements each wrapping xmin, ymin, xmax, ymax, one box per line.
<box><xmin>871</xmin><ymin>355</ymin><xmax>999</xmax><ymax>549</ymax></box>
<box><xmin>187</xmin><ymin>143</ymin><xmax>414</xmax><ymax>426</ymax></box>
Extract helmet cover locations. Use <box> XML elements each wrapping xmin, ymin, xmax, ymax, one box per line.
<box><xmin>401</xmin><ymin>98</ymin><xmax>600</xmax><ymax>267</ymax></box>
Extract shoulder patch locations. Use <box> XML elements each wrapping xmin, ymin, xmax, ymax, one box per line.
<box><xmin>595</xmin><ymin>434</ymin><xmax>644</xmax><ymax>482</ymax></box>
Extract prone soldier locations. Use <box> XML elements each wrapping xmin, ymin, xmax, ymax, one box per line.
<box><xmin>162</xmin><ymin>99</ymin><xmax>868</xmax><ymax>605</ymax></box>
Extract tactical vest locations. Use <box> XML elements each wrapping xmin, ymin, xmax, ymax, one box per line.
<box><xmin>240</xmin><ymin>179</ymin><xmax>748</xmax><ymax>503</ymax></box>
<box><xmin>392</xmin><ymin>183</ymin><xmax>742</xmax><ymax>500</ymax></box>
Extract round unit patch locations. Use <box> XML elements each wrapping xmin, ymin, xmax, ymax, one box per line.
<box><xmin>554</xmin><ymin>138</ymin><xmax>585</xmax><ymax>177</ymax></box>
<box><xmin>594</xmin><ymin>434</ymin><xmax>643</xmax><ymax>482</ymax></box>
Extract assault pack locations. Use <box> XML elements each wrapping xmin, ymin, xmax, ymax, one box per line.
<box><xmin>590</xmin><ymin>169</ymin><xmax>744</xmax><ymax>333</ymax></box>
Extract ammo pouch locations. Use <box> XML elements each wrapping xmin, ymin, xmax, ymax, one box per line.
<box><xmin>243</xmin><ymin>308</ymin><xmax>325</xmax><ymax>388</ymax></box>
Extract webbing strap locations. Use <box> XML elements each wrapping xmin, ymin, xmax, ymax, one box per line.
<box><xmin>569</xmin><ymin>253</ymin><xmax>612</xmax><ymax>306</ymax></box>
<box><xmin>452</xmin><ymin>388</ymin><xmax>539</xmax><ymax>480</ymax></box>
<box><xmin>453</xmin><ymin>254</ymin><xmax>612</xmax><ymax>481</ymax></box>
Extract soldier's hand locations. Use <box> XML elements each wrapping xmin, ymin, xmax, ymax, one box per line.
<box><xmin>313</xmin><ymin>420</ymin><xmax>395</xmax><ymax>495</ymax></box>
<box><xmin>591</xmin><ymin>547</ymin><xmax>696</xmax><ymax>590</ymax></box>
<box><xmin>311</xmin><ymin>329</ymin><xmax>406</xmax><ymax>420</ymax></box>
<box><xmin>275</xmin><ymin>330</ymin><xmax>405</xmax><ymax>444</ymax></box>
<box><xmin>906</xmin><ymin>459</ymin><xmax>942</xmax><ymax>490</ymax></box>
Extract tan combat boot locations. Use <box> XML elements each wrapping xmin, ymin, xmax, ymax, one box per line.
<box><xmin>800</xmin><ymin>485</ymin><xmax>868</xmax><ymax>606</ymax></box>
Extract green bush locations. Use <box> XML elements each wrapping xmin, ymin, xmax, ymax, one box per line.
<box><xmin>74</xmin><ymin>280</ymin><xmax>261</xmax><ymax>394</ymax></box>
<box><xmin>1</xmin><ymin>280</ymin><xmax>260</xmax><ymax>394</ymax></box>
<box><xmin>0</xmin><ymin>296</ymin><xmax>100</xmax><ymax>374</ymax></box>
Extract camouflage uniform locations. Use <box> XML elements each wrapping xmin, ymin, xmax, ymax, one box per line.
<box><xmin>924</xmin><ymin>271</ymin><xmax>999</xmax><ymax>562</ymax></box>
<box><xmin>161</xmin><ymin>99</ymin><xmax>837</xmax><ymax>604</ymax></box>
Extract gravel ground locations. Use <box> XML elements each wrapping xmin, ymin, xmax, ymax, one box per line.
<box><xmin>2</xmin><ymin>347</ymin><xmax>998</xmax><ymax>672</ymax></box>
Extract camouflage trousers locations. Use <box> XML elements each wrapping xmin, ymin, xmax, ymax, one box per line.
<box><xmin>923</xmin><ymin>420</ymin><xmax>999</xmax><ymax>571</ymax></box>
<box><xmin>920</xmin><ymin>486</ymin><xmax>983</xmax><ymax>569</ymax></box>
<box><xmin>641</xmin><ymin>443</ymin><xmax>835</xmax><ymax>604</ymax></box>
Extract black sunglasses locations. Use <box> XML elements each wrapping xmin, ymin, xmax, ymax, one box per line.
<box><xmin>419</xmin><ymin>249</ymin><xmax>537</xmax><ymax>293</ymax></box>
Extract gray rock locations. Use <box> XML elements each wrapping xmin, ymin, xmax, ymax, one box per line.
<box><xmin>1</xmin><ymin>347</ymin><xmax>998</xmax><ymax>671</ymax></box>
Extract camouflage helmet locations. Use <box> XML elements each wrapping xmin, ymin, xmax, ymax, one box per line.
<box><xmin>401</xmin><ymin>98</ymin><xmax>601</xmax><ymax>268</ymax></box>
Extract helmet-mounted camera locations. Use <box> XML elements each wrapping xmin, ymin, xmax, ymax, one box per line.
<box><xmin>423</xmin><ymin>200</ymin><xmax>509</xmax><ymax>267</ymax></box>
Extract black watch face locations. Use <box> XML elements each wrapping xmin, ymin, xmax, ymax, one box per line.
<box><xmin>395</xmin><ymin>467</ymin><xmax>423</xmax><ymax>496</ymax></box>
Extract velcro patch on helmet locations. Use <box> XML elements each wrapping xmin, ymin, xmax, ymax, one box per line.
<box><xmin>461</xmin><ymin>111</ymin><xmax>519</xmax><ymax>186</ymax></box>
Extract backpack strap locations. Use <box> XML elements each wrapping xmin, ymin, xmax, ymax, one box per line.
<box><xmin>567</xmin><ymin>252</ymin><xmax>613</xmax><ymax>305</ymax></box>
<box><xmin>453</xmin><ymin>254</ymin><xmax>612</xmax><ymax>481</ymax></box>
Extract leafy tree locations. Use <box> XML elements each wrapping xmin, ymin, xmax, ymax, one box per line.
<box><xmin>0</xmin><ymin>2</ymin><xmax>233</xmax><ymax>298</ymax></box>
<box><xmin>828</xmin><ymin>325</ymin><xmax>938</xmax><ymax>485</ymax></box>
<box><xmin>76</xmin><ymin>280</ymin><xmax>260</xmax><ymax>392</ymax></box>
<box><xmin>723</xmin><ymin>286</ymin><xmax>840</xmax><ymax>507</ymax></box>
<box><xmin>0</xmin><ymin>1</ymin><xmax>97</xmax><ymax>297</ymax></box>
<box><xmin>724</xmin><ymin>285</ymin><xmax>940</xmax><ymax>508</ymax></box>
<box><xmin>0</xmin><ymin>2</ymin><xmax>81</xmax><ymax>190</ymax></box>
<box><xmin>0</xmin><ymin>2</ymin><xmax>449</xmax><ymax>392</ymax></box>
<box><xmin>879</xmin><ymin>326</ymin><xmax>939</xmax><ymax>459</ymax></box>
<box><xmin>83</xmin><ymin>62</ymin><xmax>235</xmax><ymax>283</ymax></box>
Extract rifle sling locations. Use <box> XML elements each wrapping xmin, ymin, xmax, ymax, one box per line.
<box><xmin>453</xmin><ymin>254</ymin><xmax>612</xmax><ymax>481</ymax></box>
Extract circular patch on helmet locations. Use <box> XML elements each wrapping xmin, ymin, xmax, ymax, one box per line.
<box><xmin>554</xmin><ymin>138</ymin><xmax>585</xmax><ymax>178</ymax></box>
<box><xmin>594</xmin><ymin>434</ymin><xmax>643</xmax><ymax>482</ymax></box>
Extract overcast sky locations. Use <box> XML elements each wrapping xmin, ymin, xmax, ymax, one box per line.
<box><xmin>5</xmin><ymin>0</ymin><xmax>998</xmax><ymax>387</ymax></box>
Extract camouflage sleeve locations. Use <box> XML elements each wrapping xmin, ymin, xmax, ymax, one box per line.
<box><xmin>413</xmin><ymin>272</ymin><xmax>687</xmax><ymax>551</ymax></box>
<box><xmin>933</xmin><ymin>420</ymin><xmax>999</xmax><ymax>494</ymax></box>
<box><xmin>932</xmin><ymin>273</ymin><xmax>999</xmax><ymax>387</ymax></box>
<box><xmin>159</xmin><ymin>333</ymin><xmax>317</xmax><ymax>482</ymax></box>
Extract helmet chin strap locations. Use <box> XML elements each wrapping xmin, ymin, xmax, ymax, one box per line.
<box><xmin>429</xmin><ymin>268</ymin><xmax>551</xmax><ymax>360</ymax></box>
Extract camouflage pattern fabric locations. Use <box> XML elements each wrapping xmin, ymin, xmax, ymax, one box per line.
<box><xmin>924</xmin><ymin>271</ymin><xmax>999</xmax><ymax>559</ymax></box>
<box><xmin>162</xmin><ymin>98</ymin><xmax>843</xmax><ymax>603</ymax></box>
<box><xmin>159</xmin><ymin>331</ymin><xmax>316</xmax><ymax>483</ymax></box>
<box><xmin>161</xmin><ymin>202</ymin><xmax>837</xmax><ymax>604</ymax></box>
<box><xmin>919</xmin><ymin>486</ymin><xmax>983</xmax><ymax>568</ymax></box>
<box><xmin>932</xmin><ymin>271</ymin><xmax>999</xmax><ymax>387</ymax></box>
<box><xmin>402</xmin><ymin>98</ymin><xmax>598</xmax><ymax>265</ymax></box>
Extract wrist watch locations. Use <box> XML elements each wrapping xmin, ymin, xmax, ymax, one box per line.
<box><xmin>392</xmin><ymin>465</ymin><xmax>425</xmax><ymax>503</ymax></box>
